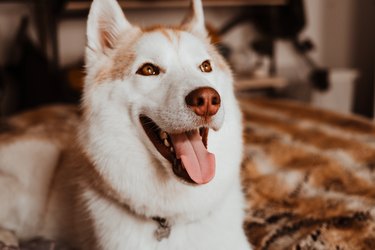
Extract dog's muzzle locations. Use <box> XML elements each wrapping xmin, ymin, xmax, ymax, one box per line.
<box><xmin>139</xmin><ymin>87</ymin><xmax>221</xmax><ymax>185</ymax></box>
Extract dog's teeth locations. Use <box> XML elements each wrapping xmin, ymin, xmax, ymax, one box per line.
<box><xmin>170</xmin><ymin>147</ymin><xmax>174</xmax><ymax>153</ymax></box>
<box><xmin>164</xmin><ymin>139</ymin><xmax>170</xmax><ymax>147</ymax></box>
<box><xmin>159</xmin><ymin>131</ymin><xmax>168</xmax><ymax>140</ymax></box>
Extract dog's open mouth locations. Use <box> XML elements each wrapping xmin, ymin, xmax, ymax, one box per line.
<box><xmin>140</xmin><ymin>116</ymin><xmax>215</xmax><ymax>185</ymax></box>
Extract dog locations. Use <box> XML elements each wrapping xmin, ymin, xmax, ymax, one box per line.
<box><xmin>0</xmin><ymin>0</ymin><xmax>251</xmax><ymax>249</ymax></box>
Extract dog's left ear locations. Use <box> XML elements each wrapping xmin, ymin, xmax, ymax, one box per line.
<box><xmin>86</xmin><ymin>0</ymin><xmax>134</xmax><ymax>63</ymax></box>
<box><xmin>181</xmin><ymin>0</ymin><xmax>207</xmax><ymax>39</ymax></box>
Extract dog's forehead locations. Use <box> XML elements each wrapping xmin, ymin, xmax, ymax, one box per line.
<box><xmin>135</xmin><ymin>28</ymin><xmax>210</xmax><ymax>60</ymax></box>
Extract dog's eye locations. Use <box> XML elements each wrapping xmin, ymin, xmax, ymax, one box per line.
<box><xmin>199</xmin><ymin>60</ymin><xmax>212</xmax><ymax>73</ymax></box>
<box><xmin>137</xmin><ymin>63</ymin><xmax>160</xmax><ymax>76</ymax></box>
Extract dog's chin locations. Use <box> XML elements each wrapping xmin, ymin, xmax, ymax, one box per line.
<box><xmin>139</xmin><ymin>115</ymin><xmax>216</xmax><ymax>185</ymax></box>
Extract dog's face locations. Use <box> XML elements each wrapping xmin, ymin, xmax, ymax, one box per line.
<box><xmin>81</xmin><ymin>0</ymin><xmax>242</xmax><ymax>217</ymax></box>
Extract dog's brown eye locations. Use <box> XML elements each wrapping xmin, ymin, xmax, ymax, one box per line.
<box><xmin>137</xmin><ymin>63</ymin><xmax>160</xmax><ymax>76</ymax></box>
<box><xmin>199</xmin><ymin>60</ymin><xmax>212</xmax><ymax>73</ymax></box>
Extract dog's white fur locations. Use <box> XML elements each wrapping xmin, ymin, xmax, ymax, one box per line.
<box><xmin>0</xmin><ymin>0</ymin><xmax>251</xmax><ymax>249</ymax></box>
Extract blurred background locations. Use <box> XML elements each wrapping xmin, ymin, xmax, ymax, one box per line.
<box><xmin>0</xmin><ymin>0</ymin><xmax>374</xmax><ymax>118</ymax></box>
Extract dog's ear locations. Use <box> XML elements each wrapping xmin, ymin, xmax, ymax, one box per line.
<box><xmin>86</xmin><ymin>0</ymin><xmax>132</xmax><ymax>60</ymax></box>
<box><xmin>181</xmin><ymin>0</ymin><xmax>207</xmax><ymax>39</ymax></box>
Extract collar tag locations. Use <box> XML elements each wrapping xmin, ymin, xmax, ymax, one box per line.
<box><xmin>153</xmin><ymin>217</ymin><xmax>171</xmax><ymax>241</ymax></box>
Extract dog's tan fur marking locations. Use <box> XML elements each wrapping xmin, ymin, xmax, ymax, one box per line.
<box><xmin>95</xmin><ymin>52</ymin><xmax>135</xmax><ymax>82</ymax></box>
<box><xmin>142</xmin><ymin>25</ymin><xmax>186</xmax><ymax>47</ymax></box>
<box><xmin>110</xmin><ymin>48</ymin><xmax>136</xmax><ymax>80</ymax></box>
<box><xmin>143</xmin><ymin>25</ymin><xmax>183</xmax><ymax>34</ymax></box>
<box><xmin>207</xmin><ymin>44</ymin><xmax>231</xmax><ymax>72</ymax></box>
<box><xmin>142</xmin><ymin>25</ymin><xmax>177</xmax><ymax>43</ymax></box>
<box><xmin>95</xmin><ymin>31</ymin><xmax>142</xmax><ymax>83</ymax></box>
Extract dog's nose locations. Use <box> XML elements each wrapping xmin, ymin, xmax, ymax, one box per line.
<box><xmin>185</xmin><ymin>87</ymin><xmax>221</xmax><ymax>118</ymax></box>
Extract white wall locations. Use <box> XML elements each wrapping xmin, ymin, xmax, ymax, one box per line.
<box><xmin>302</xmin><ymin>0</ymin><xmax>357</xmax><ymax>113</ymax></box>
<box><xmin>303</xmin><ymin>0</ymin><xmax>374</xmax><ymax>116</ymax></box>
<box><xmin>304</xmin><ymin>0</ymin><xmax>357</xmax><ymax>68</ymax></box>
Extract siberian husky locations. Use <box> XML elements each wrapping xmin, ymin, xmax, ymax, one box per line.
<box><xmin>0</xmin><ymin>0</ymin><xmax>251</xmax><ymax>249</ymax></box>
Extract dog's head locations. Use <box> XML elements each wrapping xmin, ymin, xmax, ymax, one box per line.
<box><xmin>82</xmin><ymin>0</ymin><xmax>241</xmax><ymax>190</ymax></box>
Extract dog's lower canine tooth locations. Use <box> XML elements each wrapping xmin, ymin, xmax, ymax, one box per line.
<box><xmin>170</xmin><ymin>147</ymin><xmax>174</xmax><ymax>153</ymax></box>
<box><xmin>164</xmin><ymin>139</ymin><xmax>170</xmax><ymax>147</ymax></box>
<box><xmin>159</xmin><ymin>131</ymin><xmax>168</xmax><ymax>140</ymax></box>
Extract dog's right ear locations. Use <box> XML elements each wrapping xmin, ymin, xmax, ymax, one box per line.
<box><xmin>181</xmin><ymin>0</ymin><xmax>207</xmax><ymax>39</ymax></box>
<box><xmin>86</xmin><ymin>0</ymin><xmax>132</xmax><ymax>62</ymax></box>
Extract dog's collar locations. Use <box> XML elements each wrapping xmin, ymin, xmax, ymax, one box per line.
<box><xmin>152</xmin><ymin>217</ymin><xmax>172</xmax><ymax>241</ymax></box>
<box><xmin>78</xmin><ymin>154</ymin><xmax>172</xmax><ymax>241</ymax></box>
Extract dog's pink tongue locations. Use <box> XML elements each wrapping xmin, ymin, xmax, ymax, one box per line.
<box><xmin>170</xmin><ymin>130</ymin><xmax>215</xmax><ymax>184</ymax></box>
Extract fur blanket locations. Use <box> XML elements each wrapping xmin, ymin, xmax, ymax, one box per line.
<box><xmin>2</xmin><ymin>97</ymin><xmax>375</xmax><ymax>250</ymax></box>
<box><xmin>241</xmin><ymin>97</ymin><xmax>375</xmax><ymax>250</ymax></box>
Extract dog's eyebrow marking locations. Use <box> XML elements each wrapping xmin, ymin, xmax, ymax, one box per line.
<box><xmin>159</xmin><ymin>28</ymin><xmax>174</xmax><ymax>44</ymax></box>
<box><xmin>95</xmin><ymin>52</ymin><xmax>136</xmax><ymax>83</ymax></box>
<box><xmin>207</xmin><ymin>44</ymin><xmax>231</xmax><ymax>72</ymax></box>
<box><xmin>161</xmin><ymin>29</ymin><xmax>173</xmax><ymax>43</ymax></box>
<box><xmin>142</xmin><ymin>25</ymin><xmax>183</xmax><ymax>44</ymax></box>
<box><xmin>95</xmin><ymin>32</ymin><xmax>141</xmax><ymax>82</ymax></box>
<box><xmin>110</xmin><ymin>51</ymin><xmax>136</xmax><ymax>80</ymax></box>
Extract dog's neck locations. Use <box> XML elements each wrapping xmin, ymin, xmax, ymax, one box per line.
<box><xmin>76</xmin><ymin>152</ymin><xmax>172</xmax><ymax>241</ymax></box>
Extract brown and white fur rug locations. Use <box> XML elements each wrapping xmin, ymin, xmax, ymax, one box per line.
<box><xmin>241</xmin><ymin>97</ymin><xmax>375</xmax><ymax>250</ymax></box>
